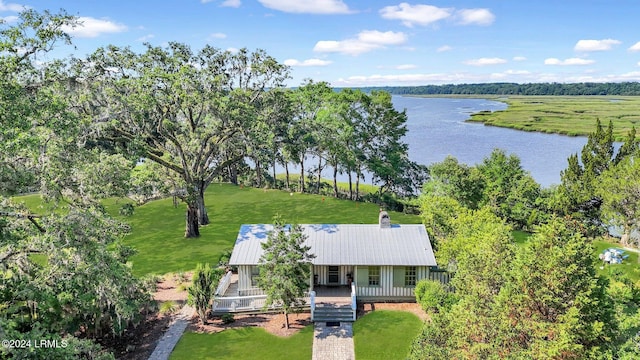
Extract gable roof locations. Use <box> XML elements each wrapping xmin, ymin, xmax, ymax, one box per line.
<box><xmin>229</xmin><ymin>224</ymin><xmax>437</xmax><ymax>267</ymax></box>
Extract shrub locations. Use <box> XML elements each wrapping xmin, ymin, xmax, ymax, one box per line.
<box><xmin>414</xmin><ymin>279</ymin><xmax>456</xmax><ymax>313</ymax></box>
<box><xmin>159</xmin><ymin>301</ymin><xmax>178</xmax><ymax>315</ymax></box>
<box><xmin>187</xmin><ymin>263</ymin><xmax>223</xmax><ymax>324</ymax></box>
<box><xmin>221</xmin><ymin>313</ymin><xmax>235</xmax><ymax>324</ymax></box>
<box><xmin>119</xmin><ymin>203</ymin><xmax>135</xmax><ymax>216</ymax></box>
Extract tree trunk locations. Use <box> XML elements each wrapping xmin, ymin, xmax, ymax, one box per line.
<box><xmin>333</xmin><ymin>165</ymin><xmax>338</xmax><ymax>198</ymax></box>
<box><xmin>285</xmin><ymin>163</ymin><xmax>290</xmax><ymax>190</ymax></box>
<box><xmin>272</xmin><ymin>158</ymin><xmax>277</xmax><ymax>188</ymax></box>
<box><xmin>621</xmin><ymin>223</ymin><xmax>631</xmax><ymax>246</ymax></box>
<box><xmin>299</xmin><ymin>154</ymin><xmax>305</xmax><ymax>193</ymax></box>
<box><xmin>284</xmin><ymin>310</ymin><xmax>290</xmax><ymax>329</ymax></box>
<box><xmin>255</xmin><ymin>156</ymin><xmax>262</xmax><ymax>188</ymax></box>
<box><xmin>229</xmin><ymin>164</ymin><xmax>238</xmax><ymax>185</ymax></box>
<box><xmin>196</xmin><ymin>184</ymin><xmax>209</xmax><ymax>225</ymax></box>
<box><xmin>348</xmin><ymin>171</ymin><xmax>353</xmax><ymax>200</ymax></box>
<box><xmin>355</xmin><ymin>171</ymin><xmax>361</xmax><ymax>201</ymax></box>
<box><xmin>196</xmin><ymin>195</ymin><xmax>209</xmax><ymax>225</ymax></box>
<box><xmin>317</xmin><ymin>156</ymin><xmax>322</xmax><ymax>194</ymax></box>
<box><xmin>185</xmin><ymin>203</ymin><xmax>200</xmax><ymax>238</ymax></box>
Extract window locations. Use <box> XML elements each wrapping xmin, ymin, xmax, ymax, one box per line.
<box><xmin>405</xmin><ymin>266</ymin><xmax>416</xmax><ymax>286</ymax></box>
<box><xmin>368</xmin><ymin>266</ymin><xmax>380</xmax><ymax>286</ymax></box>
<box><xmin>251</xmin><ymin>266</ymin><xmax>260</xmax><ymax>287</ymax></box>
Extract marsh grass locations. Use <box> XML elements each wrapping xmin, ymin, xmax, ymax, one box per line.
<box><xmin>468</xmin><ymin>96</ymin><xmax>640</xmax><ymax>140</ymax></box>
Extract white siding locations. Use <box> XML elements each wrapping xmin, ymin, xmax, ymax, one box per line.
<box><xmin>237</xmin><ymin>265</ymin><xmax>253</xmax><ymax>291</ymax></box>
<box><xmin>314</xmin><ymin>265</ymin><xmax>353</xmax><ymax>285</ymax></box>
<box><xmin>356</xmin><ymin>266</ymin><xmax>430</xmax><ymax>298</ymax></box>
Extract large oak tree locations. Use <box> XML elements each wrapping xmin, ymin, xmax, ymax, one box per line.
<box><xmin>70</xmin><ymin>44</ymin><xmax>289</xmax><ymax>237</ymax></box>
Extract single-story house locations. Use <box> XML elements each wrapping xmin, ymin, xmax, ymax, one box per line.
<box><xmin>227</xmin><ymin>211</ymin><xmax>442</xmax><ymax>302</ymax></box>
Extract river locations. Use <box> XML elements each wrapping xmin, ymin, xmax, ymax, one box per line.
<box><xmin>396</xmin><ymin>96</ymin><xmax>588</xmax><ymax>188</ymax></box>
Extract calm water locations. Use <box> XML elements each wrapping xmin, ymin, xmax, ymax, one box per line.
<box><xmin>396</xmin><ymin>96</ymin><xmax>588</xmax><ymax>188</ymax></box>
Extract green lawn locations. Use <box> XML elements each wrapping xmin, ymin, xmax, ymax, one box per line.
<box><xmin>169</xmin><ymin>325</ymin><xmax>314</xmax><ymax>360</ymax></box>
<box><xmin>12</xmin><ymin>183</ymin><xmax>421</xmax><ymax>276</ymax></box>
<box><xmin>468</xmin><ymin>95</ymin><xmax>640</xmax><ymax>140</ymax></box>
<box><xmin>353</xmin><ymin>310</ymin><xmax>423</xmax><ymax>360</ymax></box>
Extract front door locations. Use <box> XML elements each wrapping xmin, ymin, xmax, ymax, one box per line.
<box><xmin>328</xmin><ymin>266</ymin><xmax>339</xmax><ymax>285</ymax></box>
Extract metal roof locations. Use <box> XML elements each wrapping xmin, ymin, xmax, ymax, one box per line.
<box><xmin>229</xmin><ymin>224</ymin><xmax>437</xmax><ymax>266</ymax></box>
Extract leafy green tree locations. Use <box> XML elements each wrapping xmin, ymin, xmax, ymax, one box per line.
<box><xmin>286</xmin><ymin>80</ymin><xmax>333</xmax><ymax>193</ymax></box>
<box><xmin>597</xmin><ymin>156</ymin><xmax>640</xmax><ymax>250</ymax></box>
<box><xmin>188</xmin><ymin>263</ymin><xmax>223</xmax><ymax>324</ymax></box>
<box><xmin>257</xmin><ymin>215</ymin><xmax>315</xmax><ymax>329</ymax></box>
<box><xmin>423</xmin><ymin>156</ymin><xmax>485</xmax><ymax>209</ymax></box>
<box><xmin>411</xmin><ymin>216</ymin><xmax>618</xmax><ymax>359</ymax></box>
<box><xmin>70</xmin><ymin>44</ymin><xmax>289</xmax><ymax>237</ymax></box>
<box><xmin>477</xmin><ymin>149</ymin><xmax>540</xmax><ymax>229</ymax></box>
<box><xmin>495</xmin><ymin>219</ymin><xmax>616</xmax><ymax>358</ymax></box>
<box><xmin>364</xmin><ymin>91</ymin><xmax>428</xmax><ymax>197</ymax></box>
<box><xmin>419</xmin><ymin>194</ymin><xmax>464</xmax><ymax>248</ymax></box>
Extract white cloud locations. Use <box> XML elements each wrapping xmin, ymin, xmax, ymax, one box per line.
<box><xmin>380</xmin><ymin>3</ymin><xmax>452</xmax><ymax>27</ymax></box>
<box><xmin>284</xmin><ymin>58</ymin><xmax>332</xmax><ymax>67</ymax></box>
<box><xmin>0</xmin><ymin>1</ymin><xmax>25</xmax><ymax>12</ymax></box>
<box><xmin>226</xmin><ymin>47</ymin><xmax>239</xmax><ymax>53</ymax></box>
<box><xmin>437</xmin><ymin>45</ymin><xmax>452</xmax><ymax>52</ymax></box>
<box><xmin>455</xmin><ymin>8</ymin><xmax>495</xmax><ymax>26</ymax></box>
<box><xmin>574</xmin><ymin>39</ymin><xmax>620</xmax><ymax>52</ymax></box>
<box><xmin>396</xmin><ymin>64</ymin><xmax>417</xmax><ymax>70</ymax></box>
<box><xmin>1</xmin><ymin>15</ymin><xmax>18</xmax><ymax>23</ymax></box>
<box><xmin>544</xmin><ymin>57</ymin><xmax>595</xmax><ymax>65</ymax></box>
<box><xmin>221</xmin><ymin>0</ymin><xmax>241</xmax><ymax>7</ymax></box>
<box><xmin>210</xmin><ymin>32</ymin><xmax>227</xmax><ymax>39</ymax></box>
<box><xmin>136</xmin><ymin>34</ymin><xmax>155</xmax><ymax>42</ymax></box>
<box><xmin>513</xmin><ymin>56</ymin><xmax>527</xmax><ymax>61</ymax></box>
<box><xmin>463</xmin><ymin>57</ymin><xmax>507</xmax><ymax>66</ymax></box>
<box><xmin>637</xmin><ymin>61</ymin><xmax>640</xmax><ymax>66</ymax></box>
<box><xmin>628</xmin><ymin>41</ymin><xmax>640</xmax><ymax>52</ymax></box>
<box><xmin>61</xmin><ymin>16</ymin><xmax>127</xmax><ymax>38</ymax></box>
<box><xmin>258</xmin><ymin>0</ymin><xmax>352</xmax><ymax>14</ymax></box>
<box><xmin>314</xmin><ymin>30</ymin><xmax>407</xmax><ymax>56</ymax></box>
<box><xmin>504</xmin><ymin>69</ymin><xmax>531</xmax><ymax>75</ymax></box>
<box><xmin>357</xmin><ymin>30</ymin><xmax>407</xmax><ymax>45</ymax></box>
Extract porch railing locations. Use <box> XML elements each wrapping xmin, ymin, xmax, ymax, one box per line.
<box><xmin>214</xmin><ymin>271</ymin><xmax>233</xmax><ymax>296</ymax></box>
<box><xmin>213</xmin><ymin>292</ymin><xmax>312</xmax><ymax>313</ymax></box>
<box><xmin>310</xmin><ymin>291</ymin><xmax>316</xmax><ymax>321</ymax></box>
<box><xmin>351</xmin><ymin>282</ymin><xmax>357</xmax><ymax>321</ymax></box>
<box><xmin>238</xmin><ymin>287</ymin><xmax>265</xmax><ymax>296</ymax></box>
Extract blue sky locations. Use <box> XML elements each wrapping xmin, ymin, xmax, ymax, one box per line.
<box><xmin>4</xmin><ymin>0</ymin><xmax>640</xmax><ymax>87</ymax></box>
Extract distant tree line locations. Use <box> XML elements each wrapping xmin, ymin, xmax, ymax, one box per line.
<box><xmin>358</xmin><ymin>82</ymin><xmax>640</xmax><ymax>96</ymax></box>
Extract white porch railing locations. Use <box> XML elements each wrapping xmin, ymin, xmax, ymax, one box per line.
<box><xmin>213</xmin><ymin>292</ymin><xmax>311</xmax><ymax>313</ymax></box>
<box><xmin>238</xmin><ymin>287</ymin><xmax>265</xmax><ymax>296</ymax></box>
<box><xmin>351</xmin><ymin>282</ymin><xmax>357</xmax><ymax>321</ymax></box>
<box><xmin>310</xmin><ymin>291</ymin><xmax>316</xmax><ymax>321</ymax></box>
<box><xmin>214</xmin><ymin>271</ymin><xmax>233</xmax><ymax>296</ymax></box>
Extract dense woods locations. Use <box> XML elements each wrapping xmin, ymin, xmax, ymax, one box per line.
<box><xmin>362</xmin><ymin>82</ymin><xmax>640</xmax><ymax>96</ymax></box>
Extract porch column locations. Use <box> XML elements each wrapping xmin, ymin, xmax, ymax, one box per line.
<box><xmin>309</xmin><ymin>264</ymin><xmax>314</xmax><ymax>291</ymax></box>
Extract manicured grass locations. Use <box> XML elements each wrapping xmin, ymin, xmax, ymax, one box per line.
<box><xmin>468</xmin><ymin>96</ymin><xmax>640</xmax><ymax>140</ymax></box>
<box><xmin>169</xmin><ymin>325</ymin><xmax>314</xmax><ymax>360</ymax></box>
<box><xmin>13</xmin><ymin>183</ymin><xmax>421</xmax><ymax>276</ymax></box>
<box><xmin>353</xmin><ymin>310</ymin><xmax>423</xmax><ymax>360</ymax></box>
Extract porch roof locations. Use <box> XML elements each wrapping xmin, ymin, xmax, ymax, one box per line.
<box><xmin>229</xmin><ymin>224</ymin><xmax>437</xmax><ymax>267</ymax></box>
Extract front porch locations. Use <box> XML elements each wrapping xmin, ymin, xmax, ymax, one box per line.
<box><xmin>212</xmin><ymin>271</ymin><xmax>356</xmax><ymax>321</ymax></box>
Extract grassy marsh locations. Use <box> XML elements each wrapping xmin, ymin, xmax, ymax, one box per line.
<box><xmin>467</xmin><ymin>96</ymin><xmax>640</xmax><ymax>140</ymax></box>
